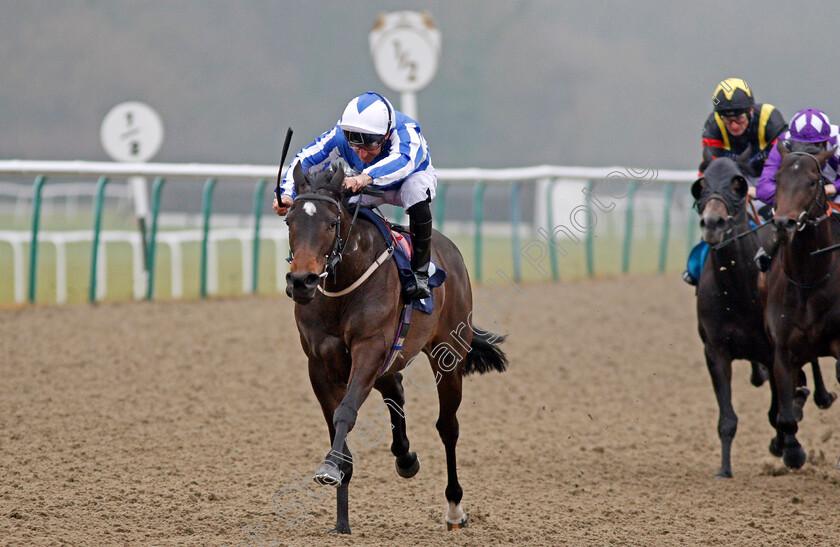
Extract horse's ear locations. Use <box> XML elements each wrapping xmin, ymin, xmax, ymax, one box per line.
<box><xmin>776</xmin><ymin>139</ymin><xmax>789</xmax><ymax>160</ymax></box>
<box><xmin>735</xmin><ymin>144</ymin><xmax>753</xmax><ymax>175</ymax></box>
<box><xmin>330</xmin><ymin>165</ymin><xmax>345</xmax><ymax>189</ymax></box>
<box><xmin>816</xmin><ymin>146</ymin><xmax>837</xmax><ymax>166</ymax></box>
<box><xmin>699</xmin><ymin>147</ymin><xmax>714</xmax><ymax>172</ymax></box>
<box><xmin>293</xmin><ymin>161</ymin><xmax>308</xmax><ymax>196</ymax></box>
<box><xmin>691</xmin><ymin>177</ymin><xmax>705</xmax><ymax>201</ymax></box>
<box><xmin>731</xmin><ymin>175</ymin><xmax>748</xmax><ymax>199</ymax></box>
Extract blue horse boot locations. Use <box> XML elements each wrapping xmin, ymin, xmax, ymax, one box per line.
<box><xmin>683</xmin><ymin>240</ymin><xmax>710</xmax><ymax>286</ymax></box>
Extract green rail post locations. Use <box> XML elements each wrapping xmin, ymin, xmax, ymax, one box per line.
<box><xmin>251</xmin><ymin>179</ymin><xmax>267</xmax><ymax>294</ymax></box>
<box><xmin>585</xmin><ymin>179</ymin><xmax>596</xmax><ymax>277</ymax></box>
<box><xmin>511</xmin><ymin>181</ymin><xmax>522</xmax><ymax>281</ymax></box>
<box><xmin>435</xmin><ymin>182</ymin><xmax>447</xmax><ymax>233</ymax></box>
<box><xmin>473</xmin><ymin>182</ymin><xmax>485</xmax><ymax>281</ymax></box>
<box><xmin>200</xmin><ymin>178</ymin><xmax>217</xmax><ymax>299</ymax></box>
<box><xmin>621</xmin><ymin>180</ymin><xmax>639</xmax><ymax>273</ymax></box>
<box><xmin>27</xmin><ymin>175</ymin><xmax>46</xmax><ymax>303</ymax></box>
<box><xmin>545</xmin><ymin>179</ymin><xmax>559</xmax><ymax>281</ymax></box>
<box><xmin>658</xmin><ymin>182</ymin><xmax>675</xmax><ymax>273</ymax></box>
<box><xmin>687</xmin><ymin>204</ymin><xmax>699</xmax><ymax>257</ymax></box>
<box><xmin>146</xmin><ymin>177</ymin><xmax>166</xmax><ymax>300</ymax></box>
<box><xmin>88</xmin><ymin>176</ymin><xmax>110</xmax><ymax>303</ymax></box>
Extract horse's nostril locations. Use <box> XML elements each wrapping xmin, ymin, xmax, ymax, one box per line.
<box><xmin>288</xmin><ymin>272</ymin><xmax>317</xmax><ymax>289</ymax></box>
<box><xmin>701</xmin><ymin>216</ymin><xmax>726</xmax><ymax>231</ymax></box>
<box><xmin>774</xmin><ymin>217</ymin><xmax>796</xmax><ymax>232</ymax></box>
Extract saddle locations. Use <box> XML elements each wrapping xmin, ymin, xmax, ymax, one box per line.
<box><xmin>355</xmin><ymin>207</ymin><xmax>446</xmax><ymax>314</ymax></box>
<box><xmin>380</xmin><ymin>219</ymin><xmax>413</xmax><ymax>260</ymax></box>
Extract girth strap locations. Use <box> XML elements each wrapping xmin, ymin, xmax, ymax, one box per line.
<box><xmin>379</xmin><ymin>302</ymin><xmax>413</xmax><ymax>377</ymax></box>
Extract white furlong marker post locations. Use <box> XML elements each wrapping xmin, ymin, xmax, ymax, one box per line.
<box><xmin>100</xmin><ymin>101</ymin><xmax>164</xmax><ymax>296</ymax></box>
<box><xmin>369</xmin><ymin>11</ymin><xmax>441</xmax><ymax>121</ymax></box>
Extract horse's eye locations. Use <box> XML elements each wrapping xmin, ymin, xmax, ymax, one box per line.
<box><xmin>329</xmin><ymin>220</ymin><xmax>339</xmax><ymax>230</ymax></box>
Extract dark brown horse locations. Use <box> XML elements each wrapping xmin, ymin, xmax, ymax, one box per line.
<box><xmin>283</xmin><ymin>164</ymin><xmax>508</xmax><ymax>533</ymax></box>
<box><xmin>692</xmin><ymin>157</ymin><xmax>834</xmax><ymax>477</ymax></box>
<box><xmin>765</xmin><ymin>144</ymin><xmax>840</xmax><ymax>469</ymax></box>
<box><xmin>693</xmin><ymin>157</ymin><xmax>775</xmax><ymax>477</ymax></box>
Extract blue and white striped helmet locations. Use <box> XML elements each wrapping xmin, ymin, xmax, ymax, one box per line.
<box><xmin>338</xmin><ymin>92</ymin><xmax>394</xmax><ymax>146</ymax></box>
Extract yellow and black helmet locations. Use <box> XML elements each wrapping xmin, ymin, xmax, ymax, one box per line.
<box><xmin>712</xmin><ymin>78</ymin><xmax>755</xmax><ymax>115</ymax></box>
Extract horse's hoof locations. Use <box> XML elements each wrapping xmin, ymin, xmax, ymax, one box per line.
<box><xmin>395</xmin><ymin>452</ymin><xmax>420</xmax><ymax>479</ymax></box>
<box><xmin>715</xmin><ymin>469</ymin><xmax>733</xmax><ymax>479</ymax></box>
<box><xmin>314</xmin><ymin>462</ymin><xmax>343</xmax><ymax>487</ymax></box>
<box><xmin>446</xmin><ymin>515</ymin><xmax>468</xmax><ymax>531</ymax></box>
<box><xmin>769</xmin><ymin>436</ymin><xmax>783</xmax><ymax>458</ymax></box>
<box><xmin>783</xmin><ymin>445</ymin><xmax>807</xmax><ymax>469</ymax></box>
<box><xmin>750</xmin><ymin>364</ymin><xmax>768</xmax><ymax>387</ymax></box>
<box><xmin>815</xmin><ymin>391</ymin><xmax>837</xmax><ymax>410</ymax></box>
<box><xmin>328</xmin><ymin>523</ymin><xmax>351</xmax><ymax>534</ymax></box>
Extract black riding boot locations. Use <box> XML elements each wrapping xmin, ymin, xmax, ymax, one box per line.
<box><xmin>404</xmin><ymin>199</ymin><xmax>432</xmax><ymax>300</ymax></box>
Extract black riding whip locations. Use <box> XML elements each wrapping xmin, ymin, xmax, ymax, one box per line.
<box><xmin>275</xmin><ymin>127</ymin><xmax>294</xmax><ymax>200</ymax></box>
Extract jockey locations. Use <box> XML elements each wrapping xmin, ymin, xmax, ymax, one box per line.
<box><xmin>699</xmin><ymin>77</ymin><xmax>787</xmax><ymax>179</ymax></box>
<box><xmin>756</xmin><ymin>108</ymin><xmax>840</xmax><ymax>206</ymax></box>
<box><xmin>684</xmin><ymin>78</ymin><xmax>787</xmax><ymax>286</ymax></box>
<box><xmin>273</xmin><ymin>91</ymin><xmax>436</xmax><ymax>299</ymax></box>
<box><xmin>752</xmin><ymin>108</ymin><xmax>840</xmax><ymax>271</ymax></box>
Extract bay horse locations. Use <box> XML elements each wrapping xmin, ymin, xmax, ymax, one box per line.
<box><xmin>283</xmin><ymin>163</ymin><xmax>508</xmax><ymax>533</ymax></box>
<box><xmin>765</xmin><ymin>143</ymin><xmax>840</xmax><ymax>469</ymax></box>
<box><xmin>692</xmin><ymin>157</ymin><xmax>834</xmax><ymax>477</ymax></box>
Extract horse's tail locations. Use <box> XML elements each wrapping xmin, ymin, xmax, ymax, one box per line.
<box><xmin>462</xmin><ymin>330</ymin><xmax>508</xmax><ymax>375</ymax></box>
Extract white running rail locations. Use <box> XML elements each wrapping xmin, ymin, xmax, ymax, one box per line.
<box><xmin>0</xmin><ymin>228</ymin><xmax>288</xmax><ymax>304</ymax></box>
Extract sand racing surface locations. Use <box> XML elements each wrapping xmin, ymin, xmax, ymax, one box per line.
<box><xmin>2</xmin><ymin>274</ymin><xmax>840</xmax><ymax>546</ymax></box>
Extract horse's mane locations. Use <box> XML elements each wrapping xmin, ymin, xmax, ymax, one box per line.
<box><xmin>302</xmin><ymin>167</ymin><xmax>344</xmax><ymax>200</ymax></box>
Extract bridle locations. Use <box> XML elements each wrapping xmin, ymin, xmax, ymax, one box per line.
<box><xmin>783</xmin><ymin>152</ymin><xmax>831</xmax><ymax>231</ymax></box>
<box><xmin>287</xmin><ymin>188</ymin><xmax>394</xmax><ymax>296</ymax></box>
<box><xmin>693</xmin><ymin>175</ymin><xmax>748</xmax><ymax>240</ymax></box>
<box><xmin>776</xmin><ymin>152</ymin><xmax>835</xmax><ymax>288</ymax></box>
<box><xmin>694</xmin><ymin>192</ymin><xmax>742</xmax><ymax>224</ymax></box>
<box><xmin>694</xmin><ymin>189</ymin><xmax>750</xmax><ymax>250</ymax></box>
<box><xmin>288</xmin><ymin>192</ymin><xmax>358</xmax><ymax>279</ymax></box>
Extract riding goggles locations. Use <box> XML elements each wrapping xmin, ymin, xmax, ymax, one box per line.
<box><xmin>343</xmin><ymin>130</ymin><xmax>386</xmax><ymax>151</ymax></box>
<box><xmin>720</xmin><ymin>113</ymin><xmax>748</xmax><ymax>124</ymax></box>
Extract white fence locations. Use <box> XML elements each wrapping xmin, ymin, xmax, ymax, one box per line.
<box><xmin>0</xmin><ymin>160</ymin><xmax>697</xmax><ymax>304</ymax></box>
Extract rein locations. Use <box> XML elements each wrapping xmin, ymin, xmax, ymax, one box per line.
<box><xmin>780</xmin><ymin>244</ymin><xmax>832</xmax><ymax>290</ymax></box>
<box><xmin>746</xmin><ymin>195</ymin><xmax>761</xmax><ymax>225</ymax></box>
<box><xmin>709</xmin><ymin>189</ymin><xmax>765</xmax><ymax>250</ymax></box>
<box><xmin>711</xmin><ymin>219</ymin><xmax>765</xmax><ymax>250</ymax></box>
